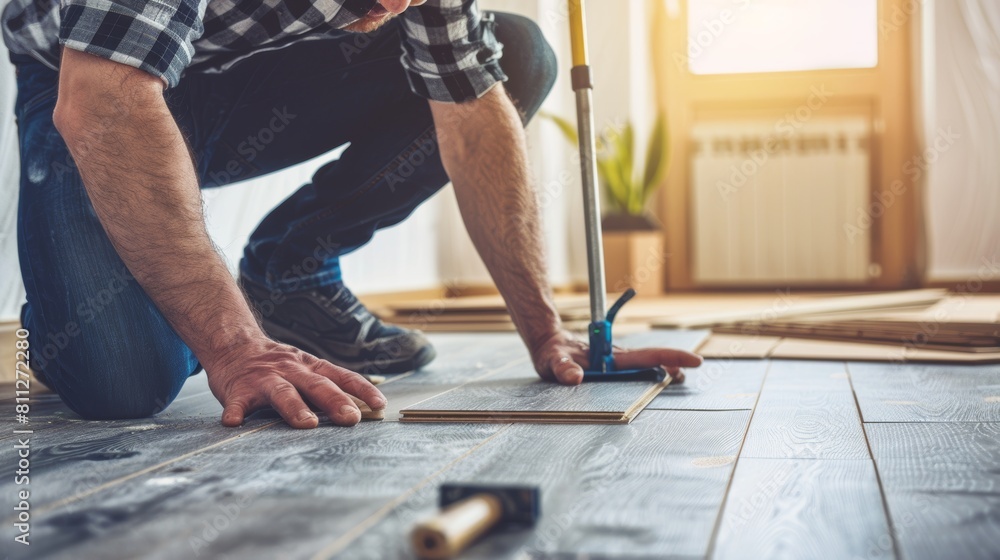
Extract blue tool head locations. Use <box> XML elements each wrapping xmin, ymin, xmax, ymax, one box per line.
<box><xmin>583</xmin><ymin>289</ymin><xmax>668</xmax><ymax>383</ymax></box>
<box><xmin>582</xmin><ymin>365</ymin><xmax>667</xmax><ymax>382</ymax></box>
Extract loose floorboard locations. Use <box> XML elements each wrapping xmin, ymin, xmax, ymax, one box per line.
<box><xmin>377</xmin><ymin>335</ymin><xmax>529</xmax><ymax>420</ymax></box>
<box><xmin>866</xmin><ymin>422</ymin><xmax>1000</xmax><ymax>560</ymax></box>
<box><xmin>399</xmin><ymin>331</ymin><xmax>705</xmax><ymax>423</ymax></box>
<box><xmin>399</xmin><ymin>372</ymin><xmax>668</xmax><ymax>423</ymax></box>
<box><xmin>713</xmin><ymin>458</ymin><xmax>892</xmax><ymax>560</ymax></box>
<box><xmin>739</xmin><ymin>361</ymin><xmax>869</xmax><ymax>459</ymax></box>
<box><xmin>341</xmin><ymin>410</ymin><xmax>750</xmax><ymax>560</ymax></box>
<box><xmin>849</xmin><ymin>362</ymin><xmax>1000</xmax><ymax>422</ymax></box>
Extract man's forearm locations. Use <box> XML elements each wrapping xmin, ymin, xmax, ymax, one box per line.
<box><xmin>54</xmin><ymin>50</ymin><xmax>261</xmax><ymax>370</ymax></box>
<box><xmin>430</xmin><ymin>86</ymin><xmax>562</xmax><ymax>353</ymax></box>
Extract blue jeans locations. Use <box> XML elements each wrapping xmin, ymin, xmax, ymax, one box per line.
<box><xmin>13</xmin><ymin>13</ymin><xmax>557</xmax><ymax>419</ymax></box>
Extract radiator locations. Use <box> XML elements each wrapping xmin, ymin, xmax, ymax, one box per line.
<box><xmin>690</xmin><ymin>117</ymin><xmax>872</xmax><ymax>285</ymax></box>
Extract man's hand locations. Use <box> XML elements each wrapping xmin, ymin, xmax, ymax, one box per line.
<box><xmin>208</xmin><ymin>337</ymin><xmax>387</xmax><ymax>428</ymax></box>
<box><xmin>531</xmin><ymin>330</ymin><xmax>703</xmax><ymax>385</ymax></box>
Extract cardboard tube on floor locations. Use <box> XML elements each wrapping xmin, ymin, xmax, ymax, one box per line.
<box><xmin>411</xmin><ymin>494</ymin><xmax>503</xmax><ymax>559</ymax></box>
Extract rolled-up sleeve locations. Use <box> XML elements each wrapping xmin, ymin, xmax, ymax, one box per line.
<box><xmin>59</xmin><ymin>0</ymin><xmax>205</xmax><ymax>88</ymax></box>
<box><xmin>401</xmin><ymin>0</ymin><xmax>507</xmax><ymax>103</ymax></box>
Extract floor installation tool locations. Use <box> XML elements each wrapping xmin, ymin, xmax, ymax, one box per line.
<box><xmin>411</xmin><ymin>484</ymin><xmax>540</xmax><ymax>559</ymax></box>
<box><xmin>568</xmin><ymin>0</ymin><xmax>666</xmax><ymax>383</ymax></box>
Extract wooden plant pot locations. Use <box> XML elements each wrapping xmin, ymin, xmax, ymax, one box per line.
<box><xmin>602</xmin><ymin>230</ymin><xmax>666</xmax><ymax>296</ymax></box>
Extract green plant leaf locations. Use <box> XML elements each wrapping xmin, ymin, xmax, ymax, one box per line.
<box><xmin>539</xmin><ymin>111</ymin><xmax>579</xmax><ymax>146</ymax></box>
<box><xmin>641</xmin><ymin>113</ymin><xmax>670</xmax><ymax>206</ymax></box>
<box><xmin>597</xmin><ymin>155</ymin><xmax>628</xmax><ymax>213</ymax></box>
<box><xmin>609</xmin><ymin>122</ymin><xmax>636</xmax><ymax>214</ymax></box>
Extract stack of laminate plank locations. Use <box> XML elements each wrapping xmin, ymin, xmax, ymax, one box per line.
<box><xmin>373</xmin><ymin>293</ymin><xmax>593</xmax><ymax>332</ymax></box>
<box><xmin>658</xmin><ymin>290</ymin><xmax>1000</xmax><ymax>364</ymax></box>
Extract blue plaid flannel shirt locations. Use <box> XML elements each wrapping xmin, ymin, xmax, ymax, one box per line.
<box><xmin>1</xmin><ymin>0</ymin><xmax>506</xmax><ymax>102</ymax></box>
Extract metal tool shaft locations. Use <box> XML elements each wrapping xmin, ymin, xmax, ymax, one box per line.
<box><xmin>574</xmin><ymin>87</ymin><xmax>607</xmax><ymax>323</ymax></box>
<box><xmin>568</xmin><ymin>0</ymin><xmax>606</xmax><ymax>324</ymax></box>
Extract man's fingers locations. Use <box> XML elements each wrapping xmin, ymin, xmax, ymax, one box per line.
<box><xmin>288</xmin><ymin>371</ymin><xmax>362</xmax><ymax>426</ymax></box>
<box><xmin>267</xmin><ymin>380</ymin><xmax>319</xmax><ymax>429</ymax></box>
<box><xmin>310</xmin><ymin>358</ymin><xmax>387</xmax><ymax>411</ymax></box>
<box><xmin>550</xmin><ymin>354</ymin><xmax>584</xmax><ymax>386</ymax></box>
<box><xmin>222</xmin><ymin>400</ymin><xmax>248</xmax><ymax>427</ymax></box>
<box><xmin>614</xmin><ymin>347</ymin><xmax>703</xmax><ymax>370</ymax></box>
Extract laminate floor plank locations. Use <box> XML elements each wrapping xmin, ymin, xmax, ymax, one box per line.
<box><xmin>651</xmin><ymin>359</ymin><xmax>769</xmax><ymax>411</ymax></box>
<box><xmin>866</xmin><ymin>422</ymin><xmax>1000</xmax><ymax>560</ymax></box>
<box><xmin>3</xmin><ymin>421</ymin><xmax>505</xmax><ymax>560</ymax></box>
<box><xmin>713</xmin><ymin>458</ymin><xmax>893</xmax><ymax>560</ymax></box>
<box><xmin>740</xmin><ymin>361</ymin><xmax>868</xmax><ymax>459</ymax></box>
<box><xmin>342</xmin><ymin>410</ymin><xmax>751</xmax><ymax>560</ymax></box>
<box><xmin>400</xmin><ymin>332</ymin><xmax>705</xmax><ymax>423</ymax></box>
<box><xmin>849</xmin><ymin>362</ymin><xmax>1000</xmax><ymax>422</ymax></box>
<box><xmin>377</xmin><ymin>335</ymin><xmax>528</xmax><ymax>420</ymax></box>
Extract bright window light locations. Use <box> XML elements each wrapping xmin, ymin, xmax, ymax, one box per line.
<box><xmin>687</xmin><ymin>0</ymin><xmax>879</xmax><ymax>75</ymax></box>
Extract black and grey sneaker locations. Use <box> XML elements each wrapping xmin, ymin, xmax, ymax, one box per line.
<box><xmin>239</xmin><ymin>275</ymin><xmax>436</xmax><ymax>375</ymax></box>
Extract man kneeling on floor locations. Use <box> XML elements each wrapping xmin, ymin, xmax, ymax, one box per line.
<box><xmin>4</xmin><ymin>0</ymin><xmax>702</xmax><ymax>427</ymax></box>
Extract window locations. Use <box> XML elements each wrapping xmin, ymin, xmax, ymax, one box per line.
<box><xmin>687</xmin><ymin>0</ymin><xmax>879</xmax><ymax>75</ymax></box>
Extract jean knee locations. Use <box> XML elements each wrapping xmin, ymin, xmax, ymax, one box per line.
<box><xmin>494</xmin><ymin>12</ymin><xmax>559</xmax><ymax>121</ymax></box>
<box><xmin>30</xmin><ymin>310</ymin><xmax>196</xmax><ymax>420</ymax></box>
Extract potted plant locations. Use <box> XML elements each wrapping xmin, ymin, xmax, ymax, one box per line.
<box><xmin>544</xmin><ymin>113</ymin><xmax>669</xmax><ymax>295</ymax></box>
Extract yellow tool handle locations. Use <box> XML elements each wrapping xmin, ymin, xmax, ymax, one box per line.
<box><xmin>411</xmin><ymin>494</ymin><xmax>504</xmax><ymax>559</ymax></box>
<box><xmin>568</xmin><ymin>0</ymin><xmax>589</xmax><ymax>67</ymax></box>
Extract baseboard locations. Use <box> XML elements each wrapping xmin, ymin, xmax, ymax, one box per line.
<box><xmin>0</xmin><ymin>321</ymin><xmax>21</xmax><ymax>383</ymax></box>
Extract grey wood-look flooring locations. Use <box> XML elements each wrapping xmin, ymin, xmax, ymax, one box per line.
<box><xmin>2</xmin><ymin>331</ymin><xmax>999</xmax><ymax>559</ymax></box>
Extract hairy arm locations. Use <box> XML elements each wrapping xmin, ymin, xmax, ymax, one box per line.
<box><xmin>431</xmin><ymin>85</ymin><xmax>701</xmax><ymax>384</ymax></box>
<box><xmin>54</xmin><ymin>49</ymin><xmax>384</xmax><ymax>426</ymax></box>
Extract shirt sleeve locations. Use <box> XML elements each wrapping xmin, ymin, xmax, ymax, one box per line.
<box><xmin>59</xmin><ymin>0</ymin><xmax>205</xmax><ymax>88</ymax></box>
<box><xmin>400</xmin><ymin>0</ymin><xmax>507</xmax><ymax>103</ymax></box>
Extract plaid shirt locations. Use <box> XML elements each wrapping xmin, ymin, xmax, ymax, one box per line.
<box><xmin>1</xmin><ymin>0</ymin><xmax>506</xmax><ymax>102</ymax></box>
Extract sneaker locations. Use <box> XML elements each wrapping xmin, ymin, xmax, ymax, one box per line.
<box><xmin>239</xmin><ymin>275</ymin><xmax>436</xmax><ymax>375</ymax></box>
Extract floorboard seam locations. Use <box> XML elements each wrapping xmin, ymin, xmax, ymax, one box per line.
<box><xmin>861</xmin><ymin>420</ymin><xmax>999</xmax><ymax>424</ymax></box>
<box><xmin>309</xmin><ymin>423</ymin><xmax>515</xmax><ymax>560</ymax></box>
<box><xmin>703</xmin><ymin>359</ymin><xmax>773</xmax><ymax>560</ymax></box>
<box><xmin>10</xmin><ymin>420</ymin><xmax>283</xmax><ymax>521</ymax></box>
<box><xmin>846</xmin><ymin>362</ymin><xmax>902</xmax><ymax>560</ymax></box>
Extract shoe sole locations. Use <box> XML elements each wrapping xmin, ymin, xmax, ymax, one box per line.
<box><xmin>260</xmin><ymin>318</ymin><xmax>437</xmax><ymax>375</ymax></box>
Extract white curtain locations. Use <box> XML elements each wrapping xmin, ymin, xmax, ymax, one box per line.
<box><xmin>0</xmin><ymin>50</ymin><xmax>22</xmax><ymax>320</ymax></box>
<box><xmin>924</xmin><ymin>0</ymin><xmax>1000</xmax><ymax>280</ymax></box>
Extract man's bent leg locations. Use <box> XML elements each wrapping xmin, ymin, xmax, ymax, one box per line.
<box><xmin>236</xmin><ymin>13</ymin><xmax>558</xmax><ymax>290</ymax></box>
<box><xmin>13</xmin><ymin>56</ymin><xmax>199</xmax><ymax>419</ymax></box>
